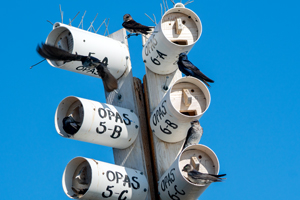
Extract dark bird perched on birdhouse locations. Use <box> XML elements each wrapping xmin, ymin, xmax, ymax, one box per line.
<box><xmin>122</xmin><ymin>14</ymin><xmax>153</xmax><ymax>38</ymax></box>
<box><xmin>36</xmin><ymin>43</ymin><xmax>118</xmax><ymax>92</ymax></box>
<box><xmin>177</xmin><ymin>53</ymin><xmax>214</xmax><ymax>87</ymax></box>
<box><xmin>63</xmin><ymin>115</ymin><xmax>81</xmax><ymax>136</ymax></box>
<box><xmin>182</xmin><ymin>164</ymin><xmax>226</xmax><ymax>185</ymax></box>
<box><xmin>183</xmin><ymin>120</ymin><xmax>203</xmax><ymax>149</ymax></box>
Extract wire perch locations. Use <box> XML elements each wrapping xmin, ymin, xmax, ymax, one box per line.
<box><xmin>47</xmin><ymin>20</ymin><xmax>53</xmax><ymax>25</ymax></box>
<box><xmin>184</xmin><ymin>0</ymin><xmax>194</xmax><ymax>5</ymax></box>
<box><xmin>30</xmin><ymin>59</ymin><xmax>46</xmax><ymax>69</ymax></box>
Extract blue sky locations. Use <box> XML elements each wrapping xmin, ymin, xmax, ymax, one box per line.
<box><xmin>1</xmin><ymin>0</ymin><xmax>299</xmax><ymax>199</ymax></box>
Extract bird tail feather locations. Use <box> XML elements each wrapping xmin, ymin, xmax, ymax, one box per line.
<box><xmin>37</xmin><ymin>43</ymin><xmax>81</xmax><ymax>62</ymax></box>
<box><xmin>214</xmin><ymin>174</ymin><xmax>226</xmax><ymax>178</ymax></box>
<box><xmin>102</xmin><ymin>74</ymin><xmax>118</xmax><ymax>92</ymax></box>
<box><xmin>97</xmin><ymin>66</ymin><xmax>118</xmax><ymax>92</ymax></box>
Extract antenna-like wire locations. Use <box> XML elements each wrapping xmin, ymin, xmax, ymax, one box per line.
<box><xmin>78</xmin><ymin>11</ymin><xmax>86</xmax><ymax>29</ymax></box>
<box><xmin>145</xmin><ymin>13</ymin><xmax>157</xmax><ymax>25</ymax></box>
<box><xmin>153</xmin><ymin>14</ymin><xmax>157</xmax><ymax>25</ymax></box>
<box><xmin>59</xmin><ymin>4</ymin><xmax>63</xmax><ymax>23</ymax></box>
<box><xmin>184</xmin><ymin>0</ymin><xmax>194</xmax><ymax>5</ymax></box>
<box><xmin>88</xmin><ymin>13</ymin><xmax>98</xmax><ymax>32</ymax></box>
<box><xmin>95</xmin><ymin>18</ymin><xmax>107</xmax><ymax>33</ymax></box>
<box><xmin>170</xmin><ymin>0</ymin><xmax>175</xmax><ymax>5</ymax></box>
<box><xmin>165</xmin><ymin>0</ymin><xmax>169</xmax><ymax>10</ymax></box>
<box><xmin>104</xmin><ymin>18</ymin><xmax>110</xmax><ymax>36</ymax></box>
<box><xmin>47</xmin><ymin>20</ymin><xmax>53</xmax><ymax>25</ymax></box>
<box><xmin>30</xmin><ymin>59</ymin><xmax>46</xmax><ymax>69</ymax></box>
<box><xmin>162</xmin><ymin>0</ymin><xmax>166</xmax><ymax>13</ymax></box>
<box><xmin>69</xmin><ymin>11</ymin><xmax>80</xmax><ymax>25</ymax></box>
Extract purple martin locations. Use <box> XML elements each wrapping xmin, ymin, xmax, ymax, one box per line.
<box><xmin>63</xmin><ymin>115</ymin><xmax>80</xmax><ymax>136</ymax></box>
<box><xmin>71</xmin><ymin>187</ymin><xmax>88</xmax><ymax>199</ymax></box>
<box><xmin>183</xmin><ymin>120</ymin><xmax>203</xmax><ymax>149</ymax></box>
<box><xmin>75</xmin><ymin>166</ymin><xmax>89</xmax><ymax>185</ymax></box>
<box><xmin>178</xmin><ymin>53</ymin><xmax>214</xmax><ymax>87</ymax></box>
<box><xmin>36</xmin><ymin>43</ymin><xmax>118</xmax><ymax>92</ymax></box>
<box><xmin>122</xmin><ymin>14</ymin><xmax>153</xmax><ymax>38</ymax></box>
<box><xmin>71</xmin><ymin>164</ymin><xmax>91</xmax><ymax>198</ymax></box>
<box><xmin>182</xmin><ymin>164</ymin><xmax>226</xmax><ymax>185</ymax></box>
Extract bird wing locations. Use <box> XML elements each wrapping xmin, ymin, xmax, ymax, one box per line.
<box><xmin>189</xmin><ymin>171</ymin><xmax>223</xmax><ymax>182</ymax></box>
<box><xmin>209</xmin><ymin>173</ymin><xmax>227</xmax><ymax>178</ymax></box>
<box><xmin>183</xmin><ymin>126</ymin><xmax>194</xmax><ymax>148</ymax></box>
<box><xmin>37</xmin><ymin>43</ymin><xmax>85</xmax><ymax>62</ymax></box>
<box><xmin>186</xmin><ymin>126</ymin><xmax>193</xmax><ymax>139</ymax></box>
<box><xmin>62</xmin><ymin>116</ymin><xmax>80</xmax><ymax>135</ymax></box>
<box><xmin>70</xmin><ymin>122</ymin><xmax>79</xmax><ymax>129</ymax></box>
<box><xmin>122</xmin><ymin>20</ymin><xmax>151</xmax><ymax>31</ymax></box>
<box><xmin>181</xmin><ymin>59</ymin><xmax>214</xmax><ymax>83</ymax></box>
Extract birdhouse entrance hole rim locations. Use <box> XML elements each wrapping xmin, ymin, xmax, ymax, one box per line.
<box><xmin>160</xmin><ymin>6</ymin><xmax>202</xmax><ymax>47</ymax></box>
<box><xmin>63</xmin><ymin>157</ymin><xmax>91</xmax><ymax>198</ymax></box>
<box><xmin>46</xmin><ymin>25</ymin><xmax>74</xmax><ymax>68</ymax></box>
<box><xmin>168</xmin><ymin>76</ymin><xmax>211</xmax><ymax>120</ymax></box>
<box><xmin>55</xmin><ymin>96</ymin><xmax>84</xmax><ymax>138</ymax></box>
<box><xmin>179</xmin><ymin>144</ymin><xmax>220</xmax><ymax>186</ymax></box>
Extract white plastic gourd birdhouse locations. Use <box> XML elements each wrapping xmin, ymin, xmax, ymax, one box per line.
<box><xmin>150</xmin><ymin>76</ymin><xmax>210</xmax><ymax>143</ymax></box>
<box><xmin>158</xmin><ymin>145</ymin><xmax>220</xmax><ymax>200</ymax></box>
<box><xmin>142</xmin><ymin>3</ymin><xmax>202</xmax><ymax>74</ymax></box>
<box><xmin>63</xmin><ymin>157</ymin><xmax>149</xmax><ymax>200</ymax></box>
<box><xmin>45</xmin><ymin>23</ymin><xmax>129</xmax><ymax>79</ymax></box>
<box><xmin>55</xmin><ymin>96</ymin><xmax>139</xmax><ymax>149</ymax></box>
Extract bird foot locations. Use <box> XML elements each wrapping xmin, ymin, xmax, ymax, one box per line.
<box><xmin>125</xmin><ymin>33</ymin><xmax>140</xmax><ymax>39</ymax></box>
